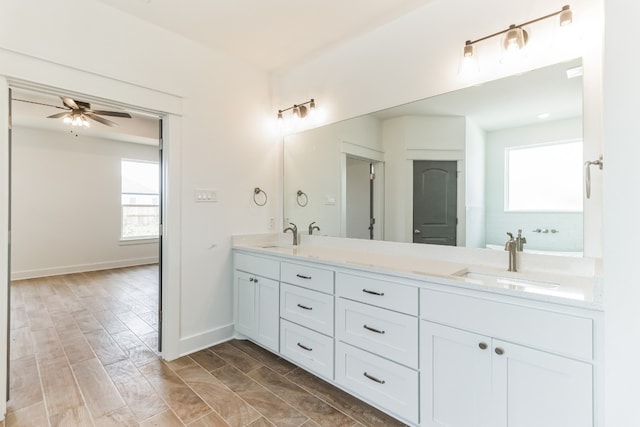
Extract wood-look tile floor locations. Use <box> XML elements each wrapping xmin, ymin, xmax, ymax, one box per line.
<box><xmin>4</xmin><ymin>265</ymin><xmax>406</xmax><ymax>427</ymax></box>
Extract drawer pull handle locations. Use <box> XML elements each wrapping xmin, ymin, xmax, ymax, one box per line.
<box><xmin>297</xmin><ymin>303</ymin><xmax>313</xmax><ymax>310</ymax></box>
<box><xmin>362</xmin><ymin>289</ymin><xmax>384</xmax><ymax>296</ymax></box>
<box><xmin>495</xmin><ymin>347</ymin><xmax>505</xmax><ymax>355</ymax></box>
<box><xmin>297</xmin><ymin>342</ymin><xmax>312</xmax><ymax>351</ymax></box>
<box><xmin>363</xmin><ymin>324</ymin><xmax>385</xmax><ymax>334</ymax></box>
<box><xmin>363</xmin><ymin>372</ymin><xmax>386</xmax><ymax>384</ymax></box>
<box><xmin>479</xmin><ymin>342</ymin><xmax>488</xmax><ymax>350</ymax></box>
<box><xmin>296</xmin><ymin>274</ymin><xmax>312</xmax><ymax>280</ymax></box>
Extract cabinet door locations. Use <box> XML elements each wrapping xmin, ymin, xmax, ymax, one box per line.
<box><xmin>234</xmin><ymin>271</ymin><xmax>257</xmax><ymax>338</ymax></box>
<box><xmin>492</xmin><ymin>340</ymin><xmax>593</xmax><ymax>427</ymax></box>
<box><xmin>421</xmin><ymin>321</ymin><xmax>493</xmax><ymax>427</ymax></box>
<box><xmin>255</xmin><ymin>276</ymin><xmax>279</xmax><ymax>352</ymax></box>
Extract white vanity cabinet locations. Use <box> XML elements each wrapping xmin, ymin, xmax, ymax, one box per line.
<box><xmin>232</xmin><ymin>246</ymin><xmax>601</xmax><ymax>427</ymax></box>
<box><xmin>233</xmin><ymin>252</ymin><xmax>280</xmax><ymax>352</ymax></box>
<box><xmin>420</xmin><ymin>289</ymin><xmax>594</xmax><ymax>427</ymax></box>
<box><xmin>335</xmin><ymin>271</ymin><xmax>420</xmax><ymax>425</ymax></box>
<box><xmin>279</xmin><ymin>261</ymin><xmax>335</xmax><ymax>379</ymax></box>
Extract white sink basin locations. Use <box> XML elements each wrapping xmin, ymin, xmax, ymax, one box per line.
<box><xmin>454</xmin><ymin>270</ymin><xmax>560</xmax><ymax>290</ymax></box>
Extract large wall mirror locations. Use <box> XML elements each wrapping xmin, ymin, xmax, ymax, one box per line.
<box><xmin>283</xmin><ymin>58</ymin><xmax>584</xmax><ymax>256</ymax></box>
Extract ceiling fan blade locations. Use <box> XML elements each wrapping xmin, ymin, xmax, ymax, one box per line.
<box><xmin>86</xmin><ymin>113</ymin><xmax>117</xmax><ymax>127</ymax></box>
<box><xmin>60</xmin><ymin>96</ymin><xmax>79</xmax><ymax>110</ymax></box>
<box><xmin>47</xmin><ymin>112</ymin><xmax>70</xmax><ymax>119</ymax></box>
<box><xmin>90</xmin><ymin>110</ymin><xmax>132</xmax><ymax>118</ymax></box>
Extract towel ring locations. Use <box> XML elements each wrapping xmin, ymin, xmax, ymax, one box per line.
<box><xmin>296</xmin><ymin>190</ymin><xmax>308</xmax><ymax>207</ymax></box>
<box><xmin>253</xmin><ymin>187</ymin><xmax>268</xmax><ymax>206</ymax></box>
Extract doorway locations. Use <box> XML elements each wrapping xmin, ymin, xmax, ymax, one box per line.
<box><xmin>345</xmin><ymin>156</ymin><xmax>384</xmax><ymax>240</ymax></box>
<box><xmin>413</xmin><ymin>160</ymin><xmax>457</xmax><ymax>245</ymax></box>
<box><xmin>7</xmin><ymin>87</ymin><xmax>164</xmax><ymax>400</ymax></box>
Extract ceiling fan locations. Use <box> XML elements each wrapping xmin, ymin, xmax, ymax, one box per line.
<box><xmin>44</xmin><ymin>96</ymin><xmax>132</xmax><ymax>127</ymax></box>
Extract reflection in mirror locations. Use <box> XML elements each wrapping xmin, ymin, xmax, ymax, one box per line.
<box><xmin>283</xmin><ymin>58</ymin><xmax>584</xmax><ymax>256</ymax></box>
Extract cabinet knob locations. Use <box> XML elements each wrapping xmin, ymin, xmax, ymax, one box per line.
<box><xmin>478</xmin><ymin>342</ymin><xmax>488</xmax><ymax>350</ymax></box>
<box><xmin>495</xmin><ymin>347</ymin><xmax>505</xmax><ymax>355</ymax></box>
<box><xmin>249</xmin><ymin>277</ymin><xmax>254</xmax><ymax>282</ymax></box>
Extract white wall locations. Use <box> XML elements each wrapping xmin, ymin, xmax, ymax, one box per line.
<box><xmin>11</xmin><ymin>126</ymin><xmax>159</xmax><ymax>279</ymax></box>
<box><xmin>465</xmin><ymin>119</ymin><xmax>486</xmax><ymax>248</ymax></box>
<box><xmin>484</xmin><ymin>118</ymin><xmax>584</xmax><ymax>251</ymax></box>
<box><xmin>0</xmin><ymin>0</ymin><xmax>276</xmax><ymax>364</ymax></box>
<box><xmin>603</xmin><ymin>0</ymin><xmax>640</xmax><ymax>424</ymax></box>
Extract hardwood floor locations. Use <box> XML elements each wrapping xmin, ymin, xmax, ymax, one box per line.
<box><xmin>4</xmin><ymin>265</ymin><xmax>406</xmax><ymax>426</ymax></box>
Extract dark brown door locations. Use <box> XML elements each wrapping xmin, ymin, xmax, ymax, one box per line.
<box><xmin>413</xmin><ymin>160</ymin><xmax>457</xmax><ymax>245</ymax></box>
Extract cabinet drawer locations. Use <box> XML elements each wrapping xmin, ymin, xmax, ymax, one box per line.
<box><xmin>421</xmin><ymin>289</ymin><xmax>593</xmax><ymax>360</ymax></box>
<box><xmin>335</xmin><ymin>341</ymin><xmax>418</xmax><ymax>425</ymax></box>
<box><xmin>280</xmin><ymin>319</ymin><xmax>334</xmax><ymax>380</ymax></box>
<box><xmin>234</xmin><ymin>252</ymin><xmax>279</xmax><ymax>280</ymax></box>
<box><xmin>336</xmin><ymin>272</ymin><xmax>418</xmax><ymax>315</ymax></box>
<box><xmin>280</xmin><ymin>283</ymin><xmax>334</xmax><ymax>336</ymax></box>
<box><xmin>281</xmin><ymin>262</ymin><xmax>334</xmax><ymax>294</ymax></box>
<box><xmin>336</xmin><ymin>298</ymin><xmax>418</xmax><ymax>368</ymax></box>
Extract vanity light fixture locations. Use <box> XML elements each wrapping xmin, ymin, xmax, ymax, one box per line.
<box><xmin>461</xmin><ymin>5</ymin><xmax>573</xmax><ymax>63</ymax></box>
<box><xmin>277</xmin><ymin>99</ymin><xmax>316</xmax><ymax>121</ymax></box>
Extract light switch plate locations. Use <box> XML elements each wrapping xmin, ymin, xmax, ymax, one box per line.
<box><xmin>195</xmin><ymin>188</ymin><xmax>218</xmax><ymax>202</ymax></box>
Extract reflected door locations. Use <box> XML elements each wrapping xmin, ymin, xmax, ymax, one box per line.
<box><xmin>413</xmin><ymin>160</ymin><xmax>457</xmax><ymax>245</ymax></box>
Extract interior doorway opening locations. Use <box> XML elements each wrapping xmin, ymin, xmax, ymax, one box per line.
<box><xmin>344</xmin><ymin>155</ymin><xmax>384</xmax><ymax>240</ymax></box>
<box><xmin>7</xmin><ymin>85</ymin><xmax>165</xmax><ymax>401</ymax></box>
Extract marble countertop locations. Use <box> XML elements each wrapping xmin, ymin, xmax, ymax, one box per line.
<box><xmin>232</xmin><ymin>234</ymin><xmax>603</xmax><ymax>310</ymax></box>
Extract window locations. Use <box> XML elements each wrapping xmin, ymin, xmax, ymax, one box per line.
<box><xmin>121</xmin><ymin>159</ymin><xmax>159</xmax><ymax>239</ymax></box>
<box><xmin>506</xmin><ymin>140</ymin><xmax>583</xmax><ymax>212</ymax></box>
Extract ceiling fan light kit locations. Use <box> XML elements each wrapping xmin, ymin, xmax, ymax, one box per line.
<box><xmin>14</xmin><ymin>96</ymin><xmax>133</xmax><ymax>129</ymax></box>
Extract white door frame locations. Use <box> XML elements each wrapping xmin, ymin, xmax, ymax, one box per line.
<box><xmin>0</xmin><ymin>49</ymin><xmax>183</xmax><ymax>418</ymax></box>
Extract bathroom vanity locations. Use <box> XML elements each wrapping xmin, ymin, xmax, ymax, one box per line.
<box><xmin>232</xmin><ymin>234</ymin><xmax>602</xmax><ymax>427</ymax></box>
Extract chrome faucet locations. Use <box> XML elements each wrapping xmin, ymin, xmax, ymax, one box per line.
<box><xmin>284</xmin><ymin>222</ymin><xmax>298</xmax><ymax>246</ymax></box>
<box><xmin>515</xmin><ymin>229</ymin><xmax>527</xmax><ymax>252</ymax></box>
<box><xmin>308</xmin><ymin>221</ymin><xmax>320</xmax><ymax>235</ymax></box>
<box><xmin>504</xmin><ymin>232</ymin><xmax>517</xmax><ymax>272</ymax></box>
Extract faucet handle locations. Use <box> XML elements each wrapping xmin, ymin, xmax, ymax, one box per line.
<box><xmin>506</xmin><ymin>232</ymin><xmax>514</xmax><ymax>240</ymax></box>
<box><xmin>289</xmin><ymin>222</ymin><xmax>298</xmax><ymax>231</ymax></box>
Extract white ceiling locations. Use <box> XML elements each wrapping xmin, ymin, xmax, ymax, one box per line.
<box><xmin>95</xmin><ymin>0</ymin><xmax>435</xmax><ymax>72</ymax></box>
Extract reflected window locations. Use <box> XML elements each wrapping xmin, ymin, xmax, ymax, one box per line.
<box><xmin>121</xmin><ymin>159</ymin><xmax>159</xmax><ymax>239</ymax></box>
<box><xmin>506</xmin><ymin>140</ymin><xmax>583</xmax><ymax>212</ymax></box>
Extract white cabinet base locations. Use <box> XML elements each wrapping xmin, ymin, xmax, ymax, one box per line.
<box><xmin>335</xmin><ymin>341</ymin><xmax>419</xmax><ymax>425</ymax></box>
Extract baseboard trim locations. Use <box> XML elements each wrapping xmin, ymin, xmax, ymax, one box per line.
<box><xmin>10</xmin><ymin>257</ymin><xmax>159</xmax><ymax>280</ymax></box>
<box><xmin>176</xmin><ymin>323</ymin><xmax>235</xmax><ymax>359</ymax></box>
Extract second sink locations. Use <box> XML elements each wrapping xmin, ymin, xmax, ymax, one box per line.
<box><xmin>453</xmin><ymin>269</ymin><xmax>560</xmax><ymax>290</ymax></box>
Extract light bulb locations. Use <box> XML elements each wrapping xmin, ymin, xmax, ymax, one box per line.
<box><xmin>63</xmin><ymin>116</ymin><xmax>72</xmax><ymax>124</ymax></box>
<box><xmin>559</xmin><ymin>5</ymin><xmax>572</xmax><ymax>27</ymax></box>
